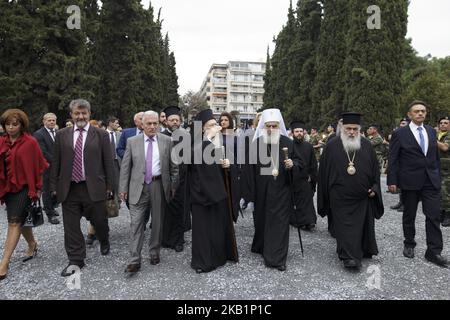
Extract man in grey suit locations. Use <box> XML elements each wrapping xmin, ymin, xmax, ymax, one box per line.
<box><xmin>119</xmin><ymin>110</ymin><xmax>178</xmax><ymax>274</ymax></box>
<box><xmin>50</xmin><ymin>99</ymin><xmax>114</xmax><ymax>277</ymax></box>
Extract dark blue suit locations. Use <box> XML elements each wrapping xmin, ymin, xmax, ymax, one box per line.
<box><xmin>387</xmin><ymin>124</ymin><xmax>443</xmax><ymax>255</ymax></box>
<box><xmin>116</xmin><ymin>127</ymin><xmax>141</xmax><ymax>159</ymax></box>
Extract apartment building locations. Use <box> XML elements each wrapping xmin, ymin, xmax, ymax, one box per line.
<box><xmin>199</xmin><ymin>61</ymin><xmax>266</xmax><ymax>122</ymax></box>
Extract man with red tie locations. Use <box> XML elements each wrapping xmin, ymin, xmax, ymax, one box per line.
<box><xmin>50</xmin><ymin>99</ymin><xmax>114</xmax><ymax>277</ymax></box>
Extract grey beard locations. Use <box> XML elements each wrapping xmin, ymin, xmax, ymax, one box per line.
<box><xmin>76</xmin><ymin>120</ymin><xmax>87</xmax><ymax>128</ymax></box>
<box><xmin>341</xmin><ymin>131</ymin><xmax>361</xmax><ymax>153</ymax></box>
<box><xmin>263</xmin><ymin>130</ymin><xmax>280</xmax><ymax>145</ymax></box>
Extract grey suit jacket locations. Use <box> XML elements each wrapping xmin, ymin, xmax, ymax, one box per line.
<box><xmin>119</xmin><ymin>132</ymin><xmax>178</xmax><ymax>205</ymax></box>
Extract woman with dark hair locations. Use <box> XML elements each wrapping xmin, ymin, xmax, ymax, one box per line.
<box><xmin>219</xmin><ymin>112</ymin><xmax>241</xmax><ymax>222</ymax></box>
<box><xmin>0</xmin><ymin>109</ymin><xmax>48</xmax><ymax>280</ymax></box>
<box><xmin>219</xmin><ymin>112</ymin><xmax>234</xmax><ymax>134</ymax></box>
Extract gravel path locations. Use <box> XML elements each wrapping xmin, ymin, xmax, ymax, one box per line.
<box><xmin>0</xmin><ymin>176</ymin><xmax>449</xmax><ymax>300</ymax></box>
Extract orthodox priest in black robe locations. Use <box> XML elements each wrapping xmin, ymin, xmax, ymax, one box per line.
<box><xmin>318</xmin><ymin>113</ymin><xmax>384</xmax><ymax>269</ymax></box>
<box><xmin>243</xmin><ymin>109</ymin><xmax>300</xmax><ymax>272</ymax></box>
<box><xmin>161</xmin><ymin>106</ymin><xmax>188</xmax><ymax>252</ymax></box>
<box><xmin>186</xmin><ymin>109</ymin><xmax>238</xmax><ymax>273</ymax></box>
<box><xmin>289</xmin><ymin>121</ymin><xmax>318</xmax><ymax>230</ymax></box>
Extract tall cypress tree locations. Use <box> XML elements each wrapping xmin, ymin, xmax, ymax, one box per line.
<box><xmin>286</xmin><ymin>0</ymin><xmax>322</xmax><ymax>125</ymax></box>
<box><xmin>343</xmin><ymin>0</ymin><xmax>408</xmax><ymax>131</ymax></box>
<box><xmin>263</xmin><ymin>46</ymin><xmax>274</xmax><ymax>109</ymax></box>
<box><xmin>0</xmin><ymin>0</ymin><xmax>92</xmax><ymax>128</ymax></box>
<box><xmin>263</xmin><ymin>1</ymin><xmax>297</xmax><ymax>112</ymax></box>
<box><xmin>311</xmin><ymin>0</ymin><xmax>350</xmax><ymax>128</ymax></box>
<box><xmin>93</xmin><ymin>0</ymin><xmax>147</xmax><ymax>126</ymax></box>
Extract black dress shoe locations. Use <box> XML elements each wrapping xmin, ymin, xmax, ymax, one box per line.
<box><xmin>125</xmin><ymin>263</ymin><xmax>141</xmax><ymax>274</ymax></box>
<box><xmin>425</xmin><ymin>253</ymin><xmax>449</xmax><ymax>268</ymax></box>
<box><xmin>442</xmin><ymin>213</ymin><xmax>450</xmax><ymax>227</ymax></box>
<box><xmin>277</xmin><ymin>265</ymin><xmax>286</xmax><ymax>272</ymax></box>
<box><xmin>100</xmin><ymin>241</ymin><xmax>110</xmax><ymax>255</ymax></box>
<box><xmin>150</xmin><ymin>255</ymin><xmax>160</xmax><ymax>265</ymax></box>
<box><xmin>86</xmin><ymin>234</ymin><xmax>96</xmax><ymax>245</ymax></box>
<box><xmin>22</xmin><ymin>243</ymin><xmax>38</xmax><ymax>262</ymax></box>
<box><xmin>0</xmin><ymin>273</ymin><xmax>6</xmax><ymax>281</ymax></box>
<box><xmin>396</xmin><ymin>205</ymin><xmax>404</xmax><ymax>212</ymax></box>
<box><xmin>343</xmin><ymin>259</ymin><xmax>359</xmax><ymax>269</ymax></box>
<box><xmin>48</xmin><ymin>216</ymin><xmax>60</xmax><ymax>225</ymax></box>
<box><xmin>390</xmin><ymin>202</ymin><xmax>402</xmax><ymax>210</ymax></box>
<box><xmin>61</xmin><ymin>262</ymin><xmax>85</xmax><ymax>277</ymax></box>
<box><xmin>174</xmin><ymin>244</ymin><xmax>184</xmax><ymax>252</ymax></box>
<box><xmin>403</xmin><ymin>247</ymin><xmax>414</xmax><ymax>259</ymax></box>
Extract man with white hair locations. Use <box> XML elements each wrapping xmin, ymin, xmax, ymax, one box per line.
<box><xmin>119</xmin><ymin>111</ymin><xmax>178</xmax><ymax>274</ymax></box>
<box><xmin>318</xmin><ymin>112</ymin><xmax>384</xmax><ymax>270</ymax></box>
<box><xmin>242</xmin><ymin>108</ymin><xmax>298</xmax><ymax>272</ymax></box>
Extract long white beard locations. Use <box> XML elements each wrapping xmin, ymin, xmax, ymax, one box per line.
<box><xmin>262</xmin><ymin>130</ymin><xmax>280</xmax><ymax>145</ymax></box>
<box><xmin>341</xmin><ymin>130</ymin><xmax>361</xmax><ymax>153</ymax></box>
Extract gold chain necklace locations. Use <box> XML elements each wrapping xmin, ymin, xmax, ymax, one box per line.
<box><xmin>345</xmin><ymin>150</ymin><xmax>357</xmax><ymax>175</ymax></box>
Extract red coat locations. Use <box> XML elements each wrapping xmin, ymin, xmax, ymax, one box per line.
<box><xmin>0</xmin><ymin>133</ymin><xmax>49</xmax><ymax>201</ymax></box>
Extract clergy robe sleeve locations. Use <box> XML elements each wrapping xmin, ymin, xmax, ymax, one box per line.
<box><xmin>317</xmin><ymin>145</ymin><xmax>330</xmax><ymax>218</ymax></box>
<box><xmin>369</xmin><ymin>145</ymin><xmax>384</xmax><ymax>219</ymax></box>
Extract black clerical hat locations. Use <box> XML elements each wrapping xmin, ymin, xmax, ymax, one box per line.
<box><xmin>439</xmin><ymin>116</ymin><xmax>450</xmax><ymax>123</ymax></box>
<box><xmin>290</xmin><ymin>121</ymin><xmax>306</xmax><ymax>130</ymax></box>
<box><xmin>195</xmin><ymin>109</ymin><xmax>215</xmax><ymax>125</ymax></box>
<box><xmin>341</xmin><ymin>112</ymin><xmax>362</xmax><ymax>125</ymax></box>
<box><xmin>162</xmin><ymin>106</ymin><xmax>181</xmax><ymax>118</ymax></box>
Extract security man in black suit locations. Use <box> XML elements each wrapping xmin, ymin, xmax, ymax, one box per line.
<box><xmin>388</xmin><ymin>100</ymin><xmax>448</xmax><ymax>268</ymax></box>
<box><xmin>33</xmin><ymin>113</ymin><xmax>60</xmax><ymax>224</ymax></box>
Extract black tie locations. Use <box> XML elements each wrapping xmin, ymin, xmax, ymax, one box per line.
<box><xmin>49</xmin><ymin>129</ymin><xmax>55</xmax><ymax>140</ymax></box>
<box><xmin>110</xmin><ymin>131</ymin><xmax>116</xmax><ymax>159</ymax></box>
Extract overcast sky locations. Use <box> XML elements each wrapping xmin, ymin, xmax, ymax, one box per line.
<box><xmin>143</xmin><ymin>0</ymin><xmax>450</xmax><ymax>94</ymax></box>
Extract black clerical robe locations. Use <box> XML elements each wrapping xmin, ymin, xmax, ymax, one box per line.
<box><xmin>318</xmin><ymin>137</ymin><xmax>384</xmax><ymax>265</ymax></box>
<box><xmin>187</xmin><ymin>140</ymin><xmax>238</xmax><ymax>272</ymax></box>
<box><xmin>243</xmin><ymin>135</ymin><xmax>299</xmax><ymax>268</ymax></box>
<box><xmin>291</xmin><ymin>138</ymin><xmax>318</xmax><ymax>227</ymax></box>
<box><xmin>161</xmin><ymin>128</ymin><xmax>187</xmax><ymax>249</ymax></box>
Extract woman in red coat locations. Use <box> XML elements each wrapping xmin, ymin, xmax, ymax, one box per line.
<box><xmin>0</xmin><ymin>109</ymin><xmax>48</xmax><ymax>280</ymax></box>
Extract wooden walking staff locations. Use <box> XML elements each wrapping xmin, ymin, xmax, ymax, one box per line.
<box><xmin>221</xmin><ymin>146</ymin><xmax>239</xmax><ymax>262</ymax></box>
<box><xmin>283</xmin><ymin>147</ymin><xmax>304</xmax><ymax>257</ymax></box>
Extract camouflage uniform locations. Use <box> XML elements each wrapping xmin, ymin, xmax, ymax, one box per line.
<box><xmin>309</xmin><ymin>134</ymin><xmax>321</xmax><ymax>162</ymax></box>
<box><xmin>369</xmin><ymin>134</ymin><xmax>385</xmax><ymax>172</ymax></box>
<box><xmin>438</xmin><ymin>131</ymin><xmax>450</xmax><ymax>225</ymax></box>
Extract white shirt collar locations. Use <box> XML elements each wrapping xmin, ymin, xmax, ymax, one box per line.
<box><xmin>74</xmin><ymin>123</ymin><xmax>90</xmax><ymax>132</ymax></box>
<box><xmin>144</xmin><ymin>133</ymin><xmax>157</xmax><ymax>141</ymax></box>
<box><xmin>409</xmin><ymin>121</ymin><xmax>424</xmax><ymax>131</ymax></box>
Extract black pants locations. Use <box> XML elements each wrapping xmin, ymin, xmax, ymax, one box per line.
<box><xmin>42</xmin><ymin>170</ymin><xmax>57</xmax><ymax>217</ymax></box>
<box><xmin>401</xmin><ymin>178</ymin><xmax>443</xmax><ymax>256</ymax></box>
<box><xmin>62</xmin><ymin>182</ymin><xmax>109</xmax><ymax>264</ymax></box>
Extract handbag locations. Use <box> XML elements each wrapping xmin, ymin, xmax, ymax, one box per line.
<box><xmin>22</xmin><ymin>199</ymin><xmax>44</xmax><ymax>227</ymax></box>
<box><xmin>105</xmin><ymin>193</ymin><xmax>119</xmax><ymax>218</ymax></box>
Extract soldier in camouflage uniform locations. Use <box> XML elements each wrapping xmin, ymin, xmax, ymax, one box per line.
<box><xmin>367</xmin><ymin>124</ymin><xmax>385</xmax><ymax>172</ymax></box>
<box><xmin>309</xmin><ymin>128</ymin><xmax>323</xmax><ymax>162</ymax></box>
<box><xmin>437</xmin><ymin>116</ymin><xmax>450</xmax><ymax>227</ymax></box>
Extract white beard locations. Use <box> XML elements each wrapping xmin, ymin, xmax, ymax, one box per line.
<box><xmin>341</xmin><ymin>130</ymin><xmax>361</xmax><ymax>153</ymax></box>
<box><xmin>262</xmin><ymin>129</ymin><xmax>280</xmax><ymax>145</ymax></box>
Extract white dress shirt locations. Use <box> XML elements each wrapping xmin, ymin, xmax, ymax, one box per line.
<box><xmin>73</xmin><ymin>123</ymin><xmax>90</xmax><ymax>180</ymax></box>
<box><xmin>45</xmin><ymin>127</ymin><xmax>56</xmax><ymax>141</ymax></box>
<box><xmin>143</xmin><ymin>133</ymin><xmax>161</xmax><ymax>177</ymax></box>
<box><xmin>409</xmin><ymin>121</ymin><xmax>429</xmax><ymax>155</ymax></box>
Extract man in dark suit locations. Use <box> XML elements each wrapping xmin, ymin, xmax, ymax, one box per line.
<box><xmin>50</xmin><ymin>99</ymin><xmax>114</xmax><ymax>276</ymax></box>
<box><xmin>388</xmin><ymin>101</ymin><xmax>448</xmax><ymax>268</ymax></box>
<box><xmin>33</xmin><ymin>113</ymin><xmax>60</xmax><ymax>224</ymax></box>
<box><xmin>116</xmin><ymin>112</ymin><xmax>144</xmax><ymax>159</ymax></box>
